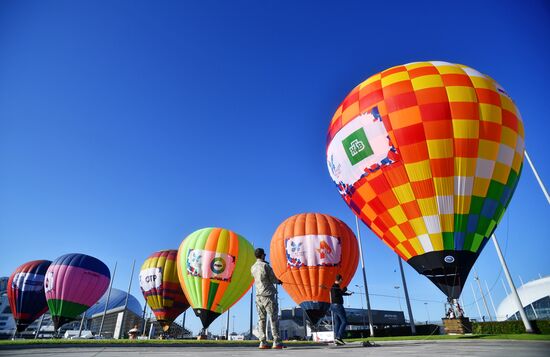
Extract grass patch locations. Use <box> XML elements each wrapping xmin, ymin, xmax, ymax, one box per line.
<box><xmin>1</xmin><ymin>334</ymin><xmax>549</xmax><ymax>346</ymax></box>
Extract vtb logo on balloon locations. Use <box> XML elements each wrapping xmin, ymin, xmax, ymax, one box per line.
<box><xmin>327</xmin><ymin>107</ymin><xmax>399</xmax><ymax>197</ymax></box>
<box><xmin>285</xmin><ymin>235</ymin><xmax>341</xmax><ymax>268</ymax></box>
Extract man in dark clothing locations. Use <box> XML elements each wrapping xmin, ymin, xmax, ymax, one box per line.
<box><xmin>330</xmin><ymin>274</ymin><xmax>352</xmax><ymax>345</ymax></box>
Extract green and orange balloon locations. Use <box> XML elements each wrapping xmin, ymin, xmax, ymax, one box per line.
<box><xmin>176</xmin><ymin>227</ymin><xmax>255</xmax><ymax>331</ymax></box>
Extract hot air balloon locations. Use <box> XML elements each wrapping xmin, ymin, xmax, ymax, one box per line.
<box><xmin>176</xmin><ymin>227</ymin><xmax>255</xmax><ymax>332</ymax></box>
<box><xmin>45</xmin><ymin>253</ymin><xmax>110</xmax><ymax>330</ymax></box>
<box><xmin>139</xmin><ymin>250</ymin><xmax>190</xmax><ymax>331</ymax></box>
<box><xmin>326</xmin><ymin>61</ymin><xmax>524</xmax><ymax>299</ymax></box>
<box><xmin>270</xmin><ymin>213</ymin><xmax>359</xmax><ymax>325</ymax></box>
<box><xmin>7</xmin><ymin>260</ymin><xmax>52</xmax><ymax>332</ymax></box>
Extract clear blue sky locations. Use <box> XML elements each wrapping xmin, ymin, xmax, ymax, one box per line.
<box><xmin>1</xmin><ymin>1</ymin><xmax>548</xmax><ymax>335</ymax></box>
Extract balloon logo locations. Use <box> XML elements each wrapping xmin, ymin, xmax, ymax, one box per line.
<box><xmin>7</xmin><ymin>260</ymin><xmax>52</xmax><ymax>332</ymax></box>
<box><xmin>270</xmin><ymin>213</ymin><xmax>359</xmax><ymax>325</ymax></box>
<box><xmin>326</xmin><ymin>61</ymin><xmax>524</xmax><ymax>298</ymax></box>
<box><xmin>139</xmin><ymin>250</ymin><xmax>190</xmax><ymax>331</ymax></box>
<box><xmin>177</xmin><ymin>227</ymin><xmax>255</xmax><ymax>331</ymax></box>
<box><xmin>45</xmin><ymin>253</ymin><xmax>110</xmax><ymax>330</ymax></box>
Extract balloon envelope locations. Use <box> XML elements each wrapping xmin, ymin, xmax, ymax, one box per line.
<box><xmin>176</xmin><ymin>227</ymin><xmax>255</xmax><ymax>330</ymax></box>
<box><xmin>45</xmin><ymin>253</ymin><xmax>110</xmax><ymax>330</ymax></box>
<box><xmin>270</xmin><ymin>213</ymin><xmax>359</xmax><ymax>325</ymax></box>
<box><xmin>140</xmin><ymin>250</ymin><xmax>190</xmax><ymax>331</ymax></box>
<box><xmin>7</xmin><ymin>260</ymin><xmax>52</xmax><ymax>332</ymax></box>
<box><xmin>326</xmin><ymin>61</ymin><xmax>524</xmax><ymax>298</ymax></box>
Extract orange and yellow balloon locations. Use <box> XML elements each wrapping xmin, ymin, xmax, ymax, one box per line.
<box><xmin>326</xmin><ymin>61</ymin><xmax>524</xmax><ymax>298</ymax></box>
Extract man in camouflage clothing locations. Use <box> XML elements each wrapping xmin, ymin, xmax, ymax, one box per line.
<box><xmin>250</xmin><ymin>248</ymin><xmax>283</xmax><ymax>349</ymax></box>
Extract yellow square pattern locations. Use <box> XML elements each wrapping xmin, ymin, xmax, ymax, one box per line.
<box><xmin>493</xmin><ymin>162</ymin><xmax>512</xmax><ymax>184</ymax></box>
<box><xmin>478</xmin><ymin>140</ymin><xmax>499</xmax><ymax>160</ymax></box>
<box><xmin>446</xmin><ymin>86</ymin><xmax>477</xmax><ymax>102</ymax></box>
<box><xmin>381</xmin><ymin>71</ymin><xmax>410</xmax><ymax>87</ymax></box>
<box><xmin>388</xmin><ymin>206</ymin><xmax>407</xmax><ymax>224</ymax></box>
<box><xmin>409</xmin><ymin>217</ymin><xmax>429</xmax><ymax>235</ymax></box>
<box><xmin>479</xmin><ymin>103</ymin><xmax>502</xmax><ymax>123</ymax></box>
<box><xmin>433</xmin><ymin>177</ymin><xmax>454</xmax><ymax>196</ymax></box>
<box><xmin>427</xmin><ymin>138</ymin><xmax>454</xmax><ymax>158</ymax></box>
<box><xmin>395</xmin><ymin>243</ymin><xmax>412</xmax><ymax>260</ymax></box>
<box><xmin>417</xmin><ymin>198</ymin><xmax>438</xmax><ymax>216</ymax></box>
<box><xmin>435</xmin><ymin>65</ymin><xmax>465</xmax><ymax>75</ymax></box>
<box><xmin>452</xmin><ymin>119</ymin><xmax>479</xmax><ymax>139</ymax></box>
<box><xmin>472</xmin><ymin>178</ymin><xmax>490</xmax><ymax>197</ymax></box>
<box><xmin>429</xmin><ymin>234</ymin><xmax>444</xmax><ymax>251</ymax></box>
<box><xmin>392</xmin><ymin>183</ymin><xmax>416</xmax><ymax>203</ymax></box>
<box><xmin>411</xmin><ymin>75</ymin><xmax>444</xmax><ymax>91</ymax></box>
<box><xmin>470</xmin><ymin>76</ymin><xmax>494</xmax><ymax>89</ymax></box>
<box><xmin>389</xmin><ymin>226</ymin><xmax>407</xmax><ymax>242</ymax></box>
<box><xmin>501</xmin><ymin>127</ymin><xmax>517</xmax><ymax>148</ymax></box>
<box><xmin>440</xmin><ymin>214</ymin><xmax>454</xmax><ymax>232</ymax></box>
<box><xmin>455</xmin><ymin>157</ymin><xmax>476</xmax><ymax>176</ymax></box>
<box><xmin>404</xmin><ymin>160</ymin><xmax>432</xmax><ymax>182</ymax></box>
<box><xmin>454</xmin><ymin>195</ymin><xmax>472</xmax><ymax>214</ymax></box>
<box><xmin>408</xmin><ymin>238</ymin><xmax>425</xmax><ymax>255</ymax></box>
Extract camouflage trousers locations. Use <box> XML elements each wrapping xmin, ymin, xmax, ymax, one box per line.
<box><xmin>256</xmin><ymin>295</ymin><xmax>280</xmax><ymax>344</ymax></box>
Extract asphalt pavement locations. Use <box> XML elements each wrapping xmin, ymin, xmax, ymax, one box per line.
<box><xmin>0</xmin><ymin>340</ymin><xmax>549</xmax><ymax>357</ymax></box>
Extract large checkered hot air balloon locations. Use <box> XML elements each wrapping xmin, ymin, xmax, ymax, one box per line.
<box><xmin>139</xmin><ymin>250</ymin><xmax>190</xmax><ymax>331</ymax></box>
<box><xmin>176</xmin><ymin>228</ymin><xmax>255</xmax><ymax>332</ymax></box>
<box><xmin>270</xmin><ymin>213</ymin><xmax>359</xmax><ymax>325</ymax></box>
<box><xmin>326</xmin><ymin>61</ymin><xmax>524</xmax><ymax>299</ymax></box>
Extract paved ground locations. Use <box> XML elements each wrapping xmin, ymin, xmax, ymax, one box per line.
<box><xmin>1</xmin><ymin>340</ymin><xmax>549</xmax><ymax>357</ymax></box>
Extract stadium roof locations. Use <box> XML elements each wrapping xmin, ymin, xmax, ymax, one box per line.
<box><xmin>496</xmin><ymin>276</ymin><xmax>550</xmax><ymax>321</ymax></box>
<box><xmin>85</xmin><ymin>288</ymin><xmax>142</xmax><ymax>317</ymax></box>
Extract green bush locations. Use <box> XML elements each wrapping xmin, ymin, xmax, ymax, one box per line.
<box><xmin>536</xmin><ymin>320</ymin><xmax>550</xmax><ymax>334</ymax></box>
<box><xmin>473</xmin><ymin>320</ymin><xmax>550</xmax><ymax>334</ymax></box>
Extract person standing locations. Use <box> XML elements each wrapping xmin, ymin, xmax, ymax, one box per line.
<box><xmin>250</xmin><ymin>248</ymin><xmax>283</xmax><ymax>349</ymax></box>
<box><xmin>128</xmin><ymin>324</ymin><xmax>139</xmax><ymax>340</ymax></box>
<box><xmin>330</xmin><ymin>274</ymin><xmax>352</xmax><ymax>345</ymax></box>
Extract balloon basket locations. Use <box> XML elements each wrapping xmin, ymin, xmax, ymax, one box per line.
<box><xmin>442</xmin><ymin>317</ymin><xmax>472</xmax><ymax>334</ymax></box>
<box><xmin>197</xmin><ymin>334</ymin><xmax>208</xmax><ymax>340</ymax></box>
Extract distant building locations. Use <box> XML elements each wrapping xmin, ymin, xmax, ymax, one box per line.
<box><xmin>84</xmin><ymin>288</ymin><xmax>144</xmax><ymax>338</ymax></box>
<box><xmin>278</xmin><ymin>306</ymin><xmax>405</xmax><ymax>340</ymax></box>
<box><xmin>496</xmin><ymin>276</ymin><xmax>550</xmax><ymax>321</ymax></box>
<box><xmin>0</xmin><ymin>278</ymin><xmax>15</xmax><ymax>338</ymax></box>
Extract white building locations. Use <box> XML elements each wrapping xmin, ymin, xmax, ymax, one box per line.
<box><xmin>496</xmin><ymin>276</ymin><xmax>550</xmax><ymax>321</ymax></box>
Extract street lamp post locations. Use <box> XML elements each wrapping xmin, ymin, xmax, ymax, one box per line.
<box><xmin>424</xmin><ymin>303</ymin><xmax>430</xmax><ymax>324</ymax></box>
<box><xmin>355</xmin><ymin>285</ymin><xmax>367</xmax><ymax>331</ymax></box>
<box><xmin>394</xmin><ymin>286</ymin><xmax>402</xmax><ymax>311</ymax></box>
<box><xmin>354</xmin><ymin>216</ymin><xmax>375</xmax><ymax>337</ymax></box>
